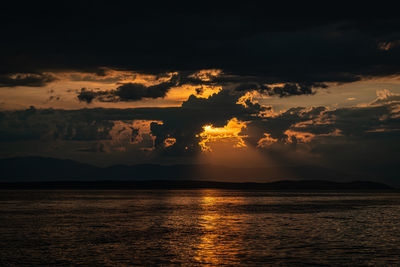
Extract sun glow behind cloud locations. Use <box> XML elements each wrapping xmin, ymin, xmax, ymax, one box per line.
<box><xmin>196</xmin><ymin>118</ymin><xmax>274</xmax><ymax>169</ymax></box>
<box><xmin>198</xmin><ymin>118</ymin><xmax>247</xmax><ymax>152</ymax></box>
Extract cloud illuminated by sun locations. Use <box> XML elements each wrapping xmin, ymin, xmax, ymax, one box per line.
<box><xmin>257</xmin><ymin>133</ymin><xmax>278</xmax><ymax>148</ymax></box>
<box><xmin>198</xmin><ymin>118</ymin><xmax>247</xmax><ymax>152</ymax></box>
<box><xmin>164</xmin><ymin>137</ymin><xmax>176</xmax><ymax>147</ymax></box>
<box><xmin>284</xmin><ymin>129</ymin><xmax>315</xmax><ymax>143</ymax></box>
<box><xmin>236</xmin><ymin>90</ymin><xmax>270</xmax><ymax>108</ymax></box>
<box><xmin>189</xmin><ymin>69</ymin><xmax>223</xmax><ymax>81</ymax></box>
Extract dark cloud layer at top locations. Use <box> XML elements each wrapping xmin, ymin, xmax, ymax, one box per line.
<box><xmin>1</xmin><ymin>2</ymin><xmax>400</xmax><ymax>89</ymax></box>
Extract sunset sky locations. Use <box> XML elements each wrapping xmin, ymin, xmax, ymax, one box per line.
<box><xmin>1</xmin><ymin>2</ymin><xmax>399</xmax><ymax>184</ymax></box>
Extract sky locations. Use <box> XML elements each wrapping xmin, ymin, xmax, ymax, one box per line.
<box><xmin>1</xmin><ymin>2</ymin><xmax>399</xmax><ymax>184</ymax></box>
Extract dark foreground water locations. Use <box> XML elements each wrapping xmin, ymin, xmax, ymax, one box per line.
<box><xmin>1</xmin><ymin>190</ymin><xmax>400</xmax><ymax>266</ymax></box>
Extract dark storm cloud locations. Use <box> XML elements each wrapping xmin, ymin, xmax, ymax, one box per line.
<box><xmin>2</xmin><ymin>88</ymin><xmax>399</xmax><ymax>154</ymax></box>
<box><xmin>74</xmin><ymin>69</ymin><xmax>331</xmax><ymax>104</ymax></box>
<box><xmin>0</xmin><ymin>89</ymin><xmax>267</xmax><ymax>154</ymax></box>
<box><xmin>0</xmin><ymin>107</ymin><xmax>114</xmax><ymax>142</ymax></box>
<box><xmin>242</xmin><ymin>97</ymin><xmax>400</xmax><ymax>184</ymax></box>
<box><xmin>0</xmin><ymin>73</ymin><xmax>57</xmax><ymax>87</ymax></box>
<box><xmin>1</xmin><ymin>2</ymin><xmax>400</xmax><ymax>94</ymax></box>
<box><xmin>1</xmin><ymin>88</ymin><xmax>399</xmax><ymax>182</ymax></box>
<box><xmin>77</xmin><ymin>88</ymin><xmax>101</xmax><ymax>104</ymax></box>
<box><xmin>150</xmin><ymin>89</ymin><xmax>268</xmax><ymax>155</ymax></box>
<box><xmin>77</xmin><ymin>75</ymin><xmax>180</xmax><ymax>103</ymax></box>
<box><xmin>245</xmin><ymin>101</ymin><xmax>400</xmax><ymax>145</ymax></box>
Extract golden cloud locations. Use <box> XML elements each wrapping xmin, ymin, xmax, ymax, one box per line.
<box><xmin>198</xmin><ymin>118</ymin><xmax>247</xmax><ymax>152</ymax></box>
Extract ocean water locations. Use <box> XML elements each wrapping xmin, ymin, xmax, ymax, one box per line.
<box><xmin>0</xmin><ymin>190</ymin><xmax>400</xmax><ymax>266</ymax></box>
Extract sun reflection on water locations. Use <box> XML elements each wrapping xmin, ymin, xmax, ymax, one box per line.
<box><xmin>194</xmin><ymin>190</ymin><xmax>245</xmax><ymax>266</ymax></box>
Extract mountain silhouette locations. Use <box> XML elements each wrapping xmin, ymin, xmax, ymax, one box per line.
<box><xmin>0</xmin><ymin>156</ymin><xmax>393</xmax><ymax>190</ymax></box>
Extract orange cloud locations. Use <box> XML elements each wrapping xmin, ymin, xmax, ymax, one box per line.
<box><xmin>284</xmin><ymin>129</ymin><xmax>315</xmax><ymax>143</ymax></box>
<box><xmin>189</xmin><ymin>69</ymin><xmax>223</xmax><ymax>81</ymax></box>
<box><xmin>167</xmin><ymin>84</ymin><xmax>222</xmax><ymax>101</ymax></box>
<box><xmin>257</xmin><ymin>133</ymin><xmax>278</xmax><ymax>148</ymax></box>
<box><xmin>236</xmin><ymin>91</ymin><xmax>258</xmax><ymax>108</ymax></box>
<box><xmin>198</xmin><ymin>118</ymin><xmax>247</xmax><ymax>152</ymax></box>
<box><xmin>164</xmin><ymin>137</ymin><xmax>176</xmax><ymax>147</ymax></box>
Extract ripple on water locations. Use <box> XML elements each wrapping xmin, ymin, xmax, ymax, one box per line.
<box><xmin>0</xmin><ymin>190</ymin><xmax>400</xmax><ymax>265</ymax></box>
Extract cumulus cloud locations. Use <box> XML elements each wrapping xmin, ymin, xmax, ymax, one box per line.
<box><xmin>3</xmin><ymin>88</ymin><xmax>399</xmax><ymax>155</ymax></box>
<box><xmin>1</xmin><ymin>86</ymin><xmax>399</xmax><ymax>182</ymax></box>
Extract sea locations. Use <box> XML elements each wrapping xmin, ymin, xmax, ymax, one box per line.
<box><xmin>1</xmin><ymin>190</ymin><xmax>400</xmax><ymax>266</ymax></box>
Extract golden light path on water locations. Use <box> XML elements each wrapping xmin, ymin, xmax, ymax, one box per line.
<box><xmin>2</xmin><ymin>190</ymin><xmax>400</xmax><ymax>265</ymax></box>
<box><xmin>194</xmin><ymin>190</ymin><xmax>246</xmax><ymax>265</ymax></box>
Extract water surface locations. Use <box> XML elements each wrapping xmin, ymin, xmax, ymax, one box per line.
<box><xmin>1</xmin><ymin>190</ymin><xmax>400</xmax><ymax>266</ymax></box>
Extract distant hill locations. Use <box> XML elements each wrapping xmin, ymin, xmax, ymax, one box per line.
<box><xmin>0</xmin><ymin>180</ymin><xmax>393</xmax><ymax>190</ymax></box>
<box><xmin>0</xmin><ymin>156</ymin><xmax>393</xmax><ymax>190</ymax></box>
